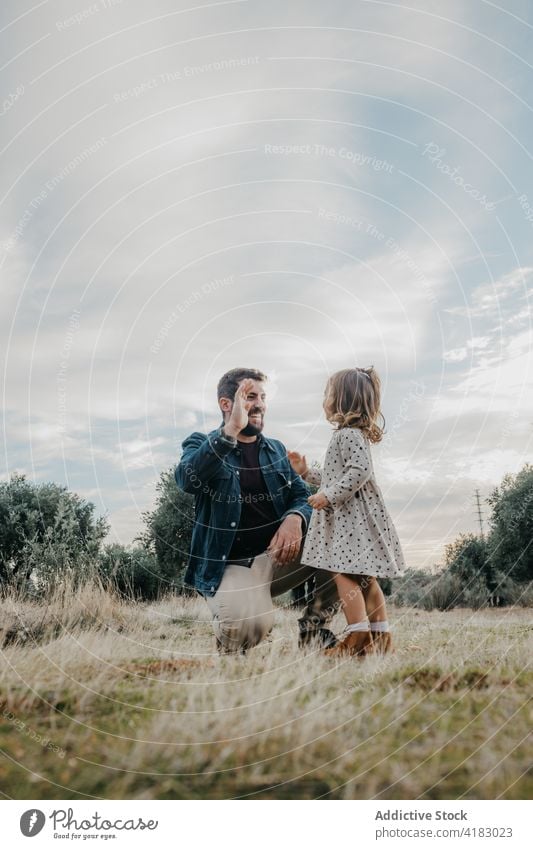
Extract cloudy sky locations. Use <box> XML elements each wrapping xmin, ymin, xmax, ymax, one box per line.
<box><xmin>1</xmin><ymin>0</ymin><xmax>531</xmax><ymax>569</ymax></box>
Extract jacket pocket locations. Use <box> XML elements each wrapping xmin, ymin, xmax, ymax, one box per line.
<box><xmin>275</xmin><ymin>468</ymin><xmax>292</xmax><ymax>488</ymax></box>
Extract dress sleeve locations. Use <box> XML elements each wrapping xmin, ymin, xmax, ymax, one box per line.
<box><xmin>321</xmin><ymin>429</ymin><xmax>372</xmax><ymax>508</ymax></box>
<box><xmin>304</xmin><ymin>466</ymin><xmax>322</xmax><ymax>486</ymax></box>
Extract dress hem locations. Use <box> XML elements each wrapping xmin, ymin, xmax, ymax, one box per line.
<box><xmin>301</xmin><ymin>561</ymin><xmax>405</xmax><ymax>577</ymax></box>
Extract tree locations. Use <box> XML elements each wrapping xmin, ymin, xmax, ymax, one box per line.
<box><xmin>0</xmin><ymin>473</ymin><xmax>108</xmax><ymax>592</ymax></box>
<box><xmin>136</xmin><ymin>468</ymin><xmax>194</xmax><ymax>593</ymax></box>
<box><xmin>442</xmin><ymin>466</ymin><xmax>533</xmax><ymax>605</ymax></box>
<box><xmin>445</xmin><ymin>533</ymin><xmax>491</xmax><ymax>582</ymax></box>
<box><xmin>443</xmin><ymin>533</ymin><xmax>495</xmax><ymax>605</ymax></box>
<box><xmin>487</xmin><ymin>464</ymin><xmax>533</xmax><ymax>584</ymax></box>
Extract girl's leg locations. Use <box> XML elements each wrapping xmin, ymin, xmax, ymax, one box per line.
<box><xmin>334</xmin><ymin>573</ymin><xmax>367</xmax><ymax>624</ymax></box>
<box><xmin>356</xmin><ymin>574</ymin><xmax>393</xmax><ymax>654</ymax></box>
<box><xmin>357</xmin><ymin>575</ymin><xmax>387</xmax><ymax>622</ymax></box>
<box><xmin>323</xmin><ymin>573</ymin><xmax>373</xmax><ymax>658</ymax></box>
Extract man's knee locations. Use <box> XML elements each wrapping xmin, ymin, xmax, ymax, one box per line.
<box><xmin>212</xmin><ymin>608</ymin><xmax>274</xmax><ymax>653</ymax></box>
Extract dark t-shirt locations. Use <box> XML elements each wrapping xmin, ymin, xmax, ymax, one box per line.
<box><xmin>227</xmin><ymin>438</ymin><xmax>281</xmax><ymax>560</ymax></box>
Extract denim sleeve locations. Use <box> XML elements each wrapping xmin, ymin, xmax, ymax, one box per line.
<box><xmin>175</xmin><ymin>429</ymin><xmax>235</xmax><ymax>494</ymax></box>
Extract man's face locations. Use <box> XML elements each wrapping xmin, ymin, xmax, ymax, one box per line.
<box><xmin>223</xmin><ymin>379</ymin><xmax>267</xmax><ymax>436</ymax></box>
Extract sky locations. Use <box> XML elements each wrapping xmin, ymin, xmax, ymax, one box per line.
<box><xmin>1</xmin><ymin>0</ymin><xmax>532</xmax><ymax>570</ymax></box>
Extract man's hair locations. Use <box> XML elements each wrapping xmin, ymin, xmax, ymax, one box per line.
<box><xmin>217</xmin><ymin>367</ymin><xmax>267</xmax><ymax>400</ymax></box>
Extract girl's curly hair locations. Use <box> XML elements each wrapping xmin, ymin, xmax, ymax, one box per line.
<box><xmin>323</xmin><ymin>366</ymin><xmax>385</xmax><ymax>443</ymax></box>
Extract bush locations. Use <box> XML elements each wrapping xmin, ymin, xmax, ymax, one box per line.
<box><xmin>389</xmin><ymin>568</ymin><xmax>533</xmax><ymax>611</ymax></box>
<box><xmin>390</xmin><ymin>569</ymin><xmax>462</xmax><ymax>610</ymax></box>
<box><xmin>389</xmin><ymin>568</ymin><xmax>493</xmax><ymax>611</ymax></box>
<box><xmin>97</xmin><ymin>543</ymin><xmax>169</xmax><ymax>600</ymax></box>
<box><xmin>422</xmin><ymin>571</ymin><xmax>466</xmax><ymax>611</ymax></box>
<box><xmin>389</xmin><ymin>569</ymin><xmax>436</xmax><ymax>608</ymax></box>
<box><xmin>505</xmin><ymin>579</ymin><xmax>533</xmax><ymax>607</ymax></box>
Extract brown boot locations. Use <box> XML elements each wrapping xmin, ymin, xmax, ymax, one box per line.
<box><xmin>323</xmin><ymin>629</ymin><xmax>374</xmax><ymax>658</ymax></box>
<box><xmin>371</xmin><ymin>631</ymin><xmax>394</xmax><ymax>655</ymax></box>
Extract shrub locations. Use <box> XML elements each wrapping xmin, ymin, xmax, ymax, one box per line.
<box><xmin>389</xmin><ymin>568</ymin><xmax>436</xmax><ymax>608</ymax></box>
<box><xmin>422</xmin><ymin>571</ymin><xmax>466</xmax><ymax>611</ymax></box>
<box><xmin>97</xmin><ymin>543</ymin><xmax>168</xmax><ymax>600</ymax></box>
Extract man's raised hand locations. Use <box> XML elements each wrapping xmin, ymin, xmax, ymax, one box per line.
<box><xmin>224</xmin><ymin>378</ymin><xmax>255</xmax><ymax>438</ymax></box>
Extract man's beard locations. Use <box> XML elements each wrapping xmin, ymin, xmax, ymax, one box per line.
<box><xmin>240</xmin><ymin>412</ymin><xmax>264</xmax><ymax>436</ymax></box>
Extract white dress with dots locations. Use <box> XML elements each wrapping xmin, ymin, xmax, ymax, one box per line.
<box><xmin>301</xmin><ymin>427</ymin><xmax>406</xmax><ymax>577</ymax></box>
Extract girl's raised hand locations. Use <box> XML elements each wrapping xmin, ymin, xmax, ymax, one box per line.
<box><xmin>287</xmin><ymin>451</ymin><xmax>308</xmax><ymax>478</ymax></box>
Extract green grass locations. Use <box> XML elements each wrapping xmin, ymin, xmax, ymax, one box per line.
<box><xmin>0</xmin><ymin>582</ymin><xmax>531</xmax><ymax>799</ymax></box>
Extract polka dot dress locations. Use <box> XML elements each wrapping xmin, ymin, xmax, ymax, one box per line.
<box><xmin>301</xmin><ymin>427</ymin><xmax>406</xmax><ymax>577</ymax></box>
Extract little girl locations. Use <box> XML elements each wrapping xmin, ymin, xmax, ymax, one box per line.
<box><xmin>288</xmin><ymin>367</ymin><xmax>406</xmax><ymax>658</ymax></box>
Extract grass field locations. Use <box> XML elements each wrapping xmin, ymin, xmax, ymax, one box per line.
<box><xmin>0</xmin><ymin>582</ymin><xmax>531</xmax><ymax>800</ymax></box>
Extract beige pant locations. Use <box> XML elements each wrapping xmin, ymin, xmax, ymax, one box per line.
<box><xmin>205</xmin><ymin>552</ymin><xmax>339</xmax><ymax>652</ymax></box>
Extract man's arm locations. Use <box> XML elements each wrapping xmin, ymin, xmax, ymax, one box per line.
<box><xmin>266</xmin><ymin>450</ymin><xmax>313</xmax><ymax>564</ymax></box>
<box><xmin>176</xmin><ymin>377</ymin><xmax>259</xmax><ymax>492</ymax></box>
<box><xmin>174</xmin><ymin>428</ymin><xmax>235</xmax><ymax>494</ymax></box>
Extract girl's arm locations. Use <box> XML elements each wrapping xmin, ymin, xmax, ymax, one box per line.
<box><xmin>304</xmin><ymin>466</ymin><xmax>322</xmax><ymax>486</ymax></box>
<box><xmin>287</xmin><ymin>451</ymin><xmax>323</xmax><ymax>484</ymax></box>
<box><xmin>287</xmin><ymin>451</ymin><xmax>323</xmax><ymax>485</ymax></box>
<box><xmin>321</xmin><ymin>429</ymin><xmax>372</xmax><ymax>508</ymax></box>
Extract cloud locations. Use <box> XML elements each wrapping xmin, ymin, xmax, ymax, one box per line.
<box><xmin>2</xmin><ymin>0</ymin><xmax>532</xmax><ymax>567</ymax></box>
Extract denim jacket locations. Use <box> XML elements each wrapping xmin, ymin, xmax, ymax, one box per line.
<box><xmin>174</xmin><ymin>425</ymin><xmax>312</xmax><ymax>597</ymax></box>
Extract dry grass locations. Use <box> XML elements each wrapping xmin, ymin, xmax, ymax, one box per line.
<box><xmin>0</xmin><ymin>580</ymin><xmax>531</xmax><ymax>799</ymax></box>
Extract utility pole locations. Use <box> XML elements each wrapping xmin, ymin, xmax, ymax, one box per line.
<box><xmin>475</xmin><ymin>489</ymin><xmax>485</xmax><ymax>539</ymax></box>
<box><xmin>475</xmin><ymin>488</ymin><xmax>498</xmax><ymax>605</ymax></box>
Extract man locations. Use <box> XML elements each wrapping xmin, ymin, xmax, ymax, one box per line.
<box><xmin>175</xmin><ymin>367</ymin><xmax>339</xmax><ymax>653</ymax></box>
